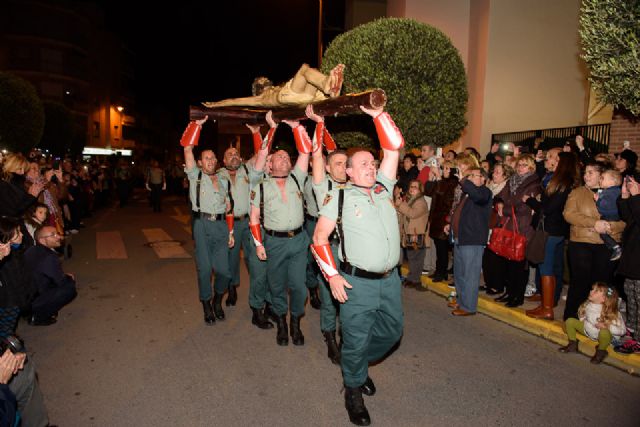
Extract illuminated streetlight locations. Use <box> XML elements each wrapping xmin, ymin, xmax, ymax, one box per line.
<box><xmin>116</xmin><ymin>106</ymin><xmax>124</xmax><ymax>112</ymax></box>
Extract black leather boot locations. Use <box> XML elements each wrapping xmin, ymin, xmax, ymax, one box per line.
<box><xmin>263</xmin><ymin>303</ymin><xmax>278</xmax><ymax>323</ymax></box>
<box><xmin>251</xmin><ymin>307</ymin><xmax>273</xmax><ymax>329</ymax></box>
<box><xmin>201</xmin><ymin>300</ymin><xmax>215</xmax><ymax>325</ymax></box>
<box><xmin>212</xmin><ymin>293</ymin><xmax>225</xmax><ymax>320</ymax></box>
<box><xmin>276</xmin><ymin>315</ymin><xmax>288</xmax><ymax>346</ymax></box>
<box><xmin>290</xmin><ymin>314</ymin><xmax>305</xmax><ymax>345</ymax></box>
<box><xmin>309</xmin><ymin>287</ymin><xmax>321</xmax><ymax>310</ymax></box>
<box><xmin>360</xmin><ymin>377</ymin><xmax>376</xmax><ymax>396</ymax></box>
<box><xmin>323</xmin><ymin>330</ymin><xmax>341</xmax><ymax>364</ymax></box>
<box><xmin>344</xmin><ymin>386</ymin><xmax>371</xmax><ymax>426</ymax></box>
<box><xmin>226</xmin><ymin>285</ymin><xmax>237</xmax><ymax>306</ymax></box>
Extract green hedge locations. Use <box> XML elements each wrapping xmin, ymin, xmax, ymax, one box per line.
<box><xmin>0</xmin><ymin>72</ymin><xmax>44</xmax><ymax>153</ymax></box>
<box><xmin>322</xmin><ymin>17</ymin><xmax>468</xmax><ymax>148</ymax></box>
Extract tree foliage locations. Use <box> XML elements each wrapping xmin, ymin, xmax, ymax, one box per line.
<box><xmin>322</xmin><ymin>18</ymin><xmax>468</xmax><ymax>148</ymax></box>
<box><xmin>0</xmin><ymin>72</ymin><xmax>45</xmax><ymax>153</ymax></box>
<box><xmin>579</xmin><ymin>0</ymin><xmax>640</xmax><ymax>116</ymax></box>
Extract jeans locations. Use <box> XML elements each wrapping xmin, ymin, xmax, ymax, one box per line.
<box><xmin>453</xmin><ymin>242</ymin><xmax>484</xmax><ymax>313</ymax></box>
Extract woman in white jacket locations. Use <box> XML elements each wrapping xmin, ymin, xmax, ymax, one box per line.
<box><xmin>558</xmin><ymin>282</ymin><xmax>626</xmax><ymax>364</ymax></box>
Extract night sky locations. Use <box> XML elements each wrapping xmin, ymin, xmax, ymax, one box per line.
<box><xmin>100</xmin><ymin>1</ymin><xmax>324</xmax><ymax>127</ymax></box>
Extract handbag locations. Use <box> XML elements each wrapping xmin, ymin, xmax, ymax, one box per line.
<box><xmin>526</xmin><ymin>214</ymin><xmax>548</xmax><ymax>264</ymax></box>
<box><xmin>487</xmin><ymin>207</ymin><xmax>526</xmax><ymax>261</ymax></box>
<box><xmin>402</xmin><ymin>233</ymin><xmax>426</xmax><ymax>249</ymax></box>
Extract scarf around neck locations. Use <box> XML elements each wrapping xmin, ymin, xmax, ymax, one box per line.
<box><xmin>509</xmin><ymin>171</ymin><xmax>534</xmax><ymax>195</ymax></box>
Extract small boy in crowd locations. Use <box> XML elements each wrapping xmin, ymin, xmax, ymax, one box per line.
<box><xmin>594</xmin><ymin>169</ymin><xmax>623</xmax><ymax>260</ymax></box>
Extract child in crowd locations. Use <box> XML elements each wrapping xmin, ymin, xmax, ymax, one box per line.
<box><xmin>594</xmin><ymin>169</ymin><xmax>623</xmax><ymax>260</ymax></box>
<box><xmin>558</xmin><ymin>282</ymin><xmax>626</xmax><ymax>364</ymax></box>
<box><xmin>24</xmin><ymin>203</ymin><xmax>49</xmax><ymax>242</ymax></box>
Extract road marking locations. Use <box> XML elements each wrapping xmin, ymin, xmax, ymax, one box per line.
<box><xmin>142</xmin><ymin>228</ymin><xmax>191</xmax><ymax>259</ymax></box>
<box><xmin>96</xmin><ymin>231</ymin><xmax>128</xmax><ymax>259</ymax></box>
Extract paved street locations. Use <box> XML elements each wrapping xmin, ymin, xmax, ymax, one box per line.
<box><xmin>17</xmin><ymin>193</ymin><xmax>640</xmax><ymax>427</ymax></box>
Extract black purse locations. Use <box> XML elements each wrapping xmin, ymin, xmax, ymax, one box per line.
<box><xmin>526</xmin><ymin>214</ymin><xmax>548</xmax><ymax>264</ymax></box>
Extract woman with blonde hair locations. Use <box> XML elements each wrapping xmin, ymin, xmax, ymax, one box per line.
<box><xmin>1</xmin><ymin>153</ymin><xmax>44</xmax><ymax>218</ymax></box>
<box><xmin>396</xmin><ymin>179</ymin><xmax>429</xmax><ymax>288</ymax></box>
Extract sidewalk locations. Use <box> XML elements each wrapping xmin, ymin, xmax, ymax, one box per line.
<box><xmin>411</xmin><ymin>271</ymin><xmax>640</xmax><ymax>376</ymax></box>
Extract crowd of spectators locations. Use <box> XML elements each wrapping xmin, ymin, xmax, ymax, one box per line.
<box><xmin>394</xmin><ymin>137</ymin><xmax>640</xmax><ymax>359</ymax></box>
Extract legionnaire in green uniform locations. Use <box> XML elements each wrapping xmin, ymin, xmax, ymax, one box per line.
<box><xmin>249</xmin><ymin>117</ymin><xmax>313</xmax><ymax>346</ymax></box>
<box><xmin>312</xmin><ymin>106</ymin><xmax>404</xmax><ymax>426</ymax></box>
<box><xmin>303</xmin><ymin>171</ymin><xmax>322</xmax><ymax>310</ymax></box>
<box><xmin>180</xmin><ymin>117</ymin><xmax>235</xmax><ymax>325</ymax></box>
<box><xmin>305</xmin><ymin>105</ymin><xmax>348</xmax><ymax>364</ymax></box>
<box><xmin>217</xmin><ymin>138</ymin><xmax>273</xmax><ymax>329</ymax></box>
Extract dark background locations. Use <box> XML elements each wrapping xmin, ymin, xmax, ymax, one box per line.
<box><xmin>98</xmin><ymin>1</ymin><xmax>345</xmax><ymax>126</ymax></box>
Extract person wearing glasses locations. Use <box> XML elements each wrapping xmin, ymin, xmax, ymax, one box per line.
<box><xmin>23</xmin><ymin>226</ymin><xmax>77</xmax><ymax>326</ymax></box>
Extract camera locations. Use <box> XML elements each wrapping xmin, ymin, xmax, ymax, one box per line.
<box><xmin>52</xmin><ymin>159</ymin><xmax>61</xmax><ymax>170</ymax></box>
<box><xmin>0</xmin><ymin>335</ymin><xmax>25</xmax><ymax>354</ymax></box>
<box><xmin>449</xmin><ymin>167</ymin><xmax>459</xmax><ymax>176</ymax></box>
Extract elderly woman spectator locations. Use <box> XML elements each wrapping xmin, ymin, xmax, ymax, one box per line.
<box><xmin>482</xmin><ymin>162</ymin><xmax>514</xmax><ymax>295</ymax></box>
<box><xmin>563</xmin><ymin>162</ymin><xmax>626</xmax><ymax>320</ymax></box>
<box><xmin>396</xmin><ymin>179</ymin><xmax>429</xmax><ymax>288</ymax></box>
<box><xmin>424</xmin><ymin>161</ymin><xmax>459</xmax><ymax>283</ymax></box>
<box><xmin>494</xmin><ymin>154</ymin><xmax>541</xmax><ymax>307</ymax></box>
<box><xmin>523</xmin><ymin>152</ymin><xmax>580</xmax><ymax>320</ymax></box>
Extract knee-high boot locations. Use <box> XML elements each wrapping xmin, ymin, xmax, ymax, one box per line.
<box><xmin>526</xmin><ymin>276</ymin><xmax>555</xmax><ymax>320</ymax></box>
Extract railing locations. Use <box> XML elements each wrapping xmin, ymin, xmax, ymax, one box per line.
<box><xmin>492</xmin><ymin>124</ymin><xmax>610</xmax><ymax>154</ymax></box>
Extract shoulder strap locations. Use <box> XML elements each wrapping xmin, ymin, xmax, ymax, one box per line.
<box><xmin>259</xmin><ymin>182</ymin><xmax>264</xmax><ymax>226</ymax></box>
<box><xmin>242</xmin><ymin>164</ymin><xmax>249</xmax><ymax>176</ymax></box>
<box><xmin>227</xmin><ymin>178</ymin><xmax>234</xmax><ymax>212</ymax></box>
<box><xmin>336</xmin><ymin>188</ymin><xmax>347</xmax><ymax>263</ymax></box>
<box><xmin>290</xmin><ymin>173</ymin><xmax>302</xmax><ymax>192</ymax></box>
<box><xmin>195</xmin><ymin>171</ymin><xmax>202</xmax><ymax>212</ymax></box>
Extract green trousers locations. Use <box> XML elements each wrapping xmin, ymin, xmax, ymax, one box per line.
<box><xmin>319</xmin><ymin>243</ymin><xmax>340</xmax><ymax>332</ymax></box>
<box><xmin>304</xmin><ymin>218</ymin><xmax>320</xmax><ymax>290</ymax></box>
<box><xmin>340</xmin><ymin>270</ymin><xmax>403</xmax><ymax>388</ymax></box>
<box><xmin>565</xmin><ymin>317</ymin><xmax>612</xmax><ymax>350</ymax></box>
<box><xmin>193</xmin><ymin>218</ymin><xmax>231</xmax><ymax>301</ymax></box>
<box><xmin>265</xmin><ymin>231</ymin><xmax>310</xmax><ymax>316</ymax></box>
<box><xmin>229</xmin><ymin>219</ymin><xmax>269</xmax><ymax>309</ymax></box>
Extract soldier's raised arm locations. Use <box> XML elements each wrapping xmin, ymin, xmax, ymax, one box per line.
<box><xmin>360</xmin><ymin>106</ymin><xmax>404</xmax><ymax>181</ymax></box>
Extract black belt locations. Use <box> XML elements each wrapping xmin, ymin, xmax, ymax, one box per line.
<box><xmin>264</xmin><ymin>227</ymin><xmax>303</xmax><ymax>238</ymax></box>
<box><xmin>305</xmin><ymin>213</ymin><xmax>318</xmax><ymax>221</ymax></box>
<box><xmin>340</xmin><ymin>262</ymin><xmax>393</xmax><ymax>280</ymax></box>
<box><xmin>234</xmin><ymin>214</ymin><xmax>248</xmax><ymax>221</ymax></box>
<box><xmin>197</xmin><ymin>212</ymin><xmax>225</xmax><ymax>221</ymax></box>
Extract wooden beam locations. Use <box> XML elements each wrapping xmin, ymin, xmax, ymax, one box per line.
<box><xmin>189</xmin><ymin>89</ymin><xmax>387</xmax><ymax>125</ymax></box>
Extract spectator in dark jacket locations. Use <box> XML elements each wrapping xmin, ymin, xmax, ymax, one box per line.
<box><xmin>397</xmin><ymin>153</ymin><xmax>419</xmax><ymax>193</ymax></box>
<box><xmin>445</xmin><ymin>167</ymin><xmax>492</xmax><ymax>316</ymax></box>
<box><xmin>23</xmin><ymin>226</ymin><xmax>77</xmax><ymax>326</ymax></box>
<box><xmin>616</xmin><ymin>173</ymin><xmax>640</xmax><ymax>352</ymax></box>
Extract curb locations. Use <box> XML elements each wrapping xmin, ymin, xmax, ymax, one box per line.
<box><xmin>411</xmin><ymin>272</ymin><xmax>640</xmax><ymax>376</ymax></box>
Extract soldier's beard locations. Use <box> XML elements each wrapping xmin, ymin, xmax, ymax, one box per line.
<box><xmin>226</xmin><ymin>162</ymin><xmax>241</xmax><ymax>171</ymax></box>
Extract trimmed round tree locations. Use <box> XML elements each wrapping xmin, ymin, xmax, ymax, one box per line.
<box><xmin>579</xmin><ymin>0</ymin><xmax>640</xmax><ymax>116</ymax></box>
<box><xmin>0</xmin><ymin>72</ymin><xmax>45</xmax><ymax>153</ymax></box>
<box><xmin>322</xmin><ymin>17</ymin><xmax>468</xmax><ymax>148</ymax></box>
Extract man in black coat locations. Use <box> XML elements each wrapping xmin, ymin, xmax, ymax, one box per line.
<box><xmin>23</xmin><ymin>226</ymin><xmax>77</xmax><ymax>326</ymax></box>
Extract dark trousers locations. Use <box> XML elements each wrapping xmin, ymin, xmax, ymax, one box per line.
<box><xmin>482</xmin><ymin>248</ymin><xmax>507</xmax><ymax>293</ymax></box>
<box><xmin>31</xmin><ymin>278</ymin><xmax>77</xmax><ymax>320</ymax></box>
<box><xmin>433</xmin><ymin>237</ymin><xmax>449</xmax><ymax>276</ymax></box>
<box><xmin>150</xmin><ymin>184</ymin><xmax>163</xmax><ymax>212</ymax></box>
<box><xmin>504</xmin><ymin>258</ymin><xmax>528</xmax><ymax>303</ymax></box>
<box><xmin>564</xmin><ymin>241</ymin><xmax>616</xmax><ymax>320</ymax></box>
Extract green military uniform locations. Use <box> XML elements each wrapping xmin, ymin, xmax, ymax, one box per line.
<box><xmin>318</xmin><ymin>171</ymin><xmax>403</xmax><ymax>388</ymax></box>
<box><xmin>250</xmin><ymin>165</ymin><xmax>310</xmax><ymax>317</ymax></box>
<box><xmin>303</xmin><ymin>175</ymin><xmax>322</xmax><ymax>292</ymax></box>
<box><xmin>311</xmin><ymin>175</ymin><xmax>342</xmax><ymax>332</ymax></box>
<box><xmin>217</xmin><ymin>163</ymin><xmax>268</xmax><ymax>309</ymax></box>
<box><xmin>185</xmin><ymin>165</ymin><xmax>231</xmax><ymax>301</ymax></box>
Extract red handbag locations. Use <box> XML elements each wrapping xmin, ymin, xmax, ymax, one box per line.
<box><xmin>488</xmin><ymin>207</ymin><xmax>526</xmax><ymax>261</ymax></box>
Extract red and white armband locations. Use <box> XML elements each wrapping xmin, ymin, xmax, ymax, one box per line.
<box><xmin>373</xmin><ymin>112</ymin><xmax>404</xmax><ymax>151</ymax></box>
<box><xmin>310</xmin><ymin>243</ymin><xmax>339</xmax><ymax>281</ymax></box>
<box><xmin>180</xmin><ymin>121</ymin><xmax>202</xmax><ymax>147</ymax></box>
<box><xmin>292</xmin><ymin>125</ymin><xmax>312</xmax><ymax>154</ymax></box>
<box><xmin>226</xmin><ymin>213</ymin><xmax>234</xmax><ymax>233</ymax></box>
<box><xmin>313</xmin><ymin>122</ymin><xmax>337</xmax><ymax>152</ymax></box>
<box><xmin>251</xmin><ymin>130</ymin><xmax>263</xmax><ymax>154</ymax></box>
<box><xmin>261</xmin><ymin>126</ymin><xmax>276</xmax><ymax>152</ymax></box>
<box><xmin>250</xmin><ymin>223</ymin><xmax>263</xmax><ymax>247</ymax></box>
